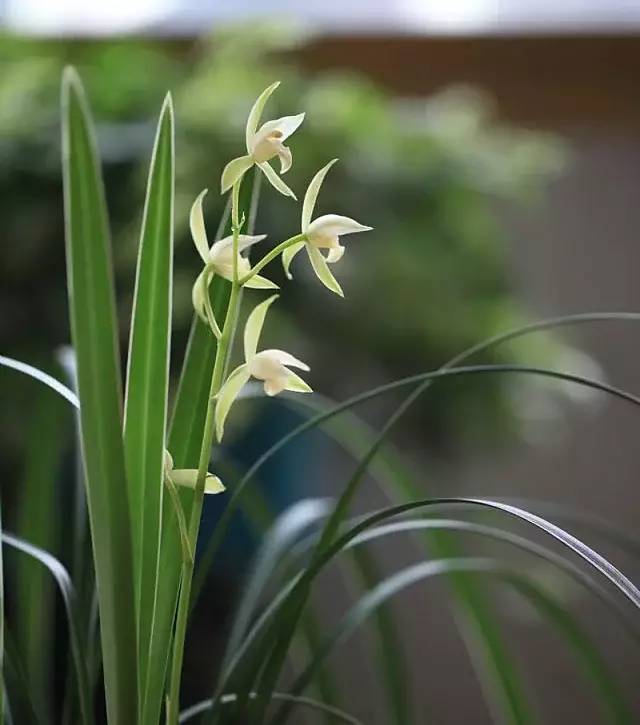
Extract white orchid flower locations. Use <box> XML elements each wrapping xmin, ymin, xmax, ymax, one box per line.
<box><xmin>191</xmin><ymin>190</ymin><xmax>278</xmax><ymax>336</ymax></box>
<box><xmin>163</xmin><ymin>450</ymin><xmax>225</xmax><ymax>495</ymax></box>
<box><xmin>282</xmin><ymin>159</ymin><xmax>372</xmax><ymax>296</ymax></box>
<box><xmin>220</xmin><ymin>82</ymin><xmax>304</xmax><ymax>199</ymax></box>
<box><xmin>214</xmin><ymin>295</ymin><xmax>311</xmax><ymax>440</ymax></box>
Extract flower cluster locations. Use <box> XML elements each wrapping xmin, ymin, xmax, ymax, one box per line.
<box><xmin>168</xmin><ymin>82</ymin><xmax>371</xmax><ymax>493</ymax></box>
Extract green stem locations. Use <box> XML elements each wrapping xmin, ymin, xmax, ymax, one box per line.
<box><xmin>165</xmin><ymin>179</ymin><xmax>244</xmax><ymax>725</ymax></box>
<box><xmin>239</xmin><ymin>234</ymin><xmax>306</xmax><ymax>285</ymax></box>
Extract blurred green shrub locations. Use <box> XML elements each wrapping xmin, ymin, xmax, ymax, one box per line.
<box><xmin>0</xmin><ymin>25</ymin><xmax>570</xmax><ymax>462</ymax></box>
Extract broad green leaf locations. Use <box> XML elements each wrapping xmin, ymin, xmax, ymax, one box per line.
<box><xmin>61</xmin><ymin>66</ymin><xmax>137</xmax><ymax>724</ymax></box>
<box><xmin>122</xmin><ymin>93</ymin><xmax>174</xmax><ymax>718</ymax></box>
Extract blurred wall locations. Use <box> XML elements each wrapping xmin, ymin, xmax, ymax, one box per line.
<box><xmin>292</xmin><ymin>33</ymin><xmax>640</xmax><ymax>722</ymax></box>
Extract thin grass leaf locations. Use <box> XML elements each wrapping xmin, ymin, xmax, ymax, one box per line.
<box><xmin>61</xmin><ymin>66</ymin><xmax>137</xmax><ymax>723</ymax></box>
<box><xmin>121</xmin><ymin>94</ymin><xmax>175</xmax><ymax>723</ymax></box>
<box><xmin>179</xmin><ymin>692</ymin><xmax>362</xmax><ymax>724</ymax></box>
<box><xmin>2</xmin><ymin>533</ymin><xmax>93</xmax><ymax>725</ymax></box>
<box><xmin>274</xmin><ymin>558</ymin><xmax>630</xmax><ymax>725</ymax></box>
<box><xmin>341</xmin><ymin>518</ymin><xmax>640</xmax><ymax>641</ymax></box>
<box><xmin>0</xmin><ymin>356</ymin><xmax>79</xmax><ymax>409</ymax></box>
<box><xmin>505</xmin><ymin>499</ymin><xmax>640</xmax><ymax>560</ymax></box>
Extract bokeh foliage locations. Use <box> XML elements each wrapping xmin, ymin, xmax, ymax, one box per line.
<box><xmin>0</xmin><ymin>24</ymin><xmax>567</xmax><ymax>481</ymax></box>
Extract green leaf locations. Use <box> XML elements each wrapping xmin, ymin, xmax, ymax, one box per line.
<box><xmin>61</xmin><ymin>66</ymin><xmax>137</xmax><ymax>724</ymax></box>
<box><xmin>122</xmin><ymin>93</ymin><xmax>174</xmax><ymax>719</ymax></box>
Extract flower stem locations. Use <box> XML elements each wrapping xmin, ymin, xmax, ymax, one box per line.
<box><xmin>239</xmin><ymin>234</ymin><xmax>306</xmax><ymax>285</ymax></box>
<box><xmin>165</xmin><ymin>179</ymin><xmax>244</xmax><ymax>725</ymax></box>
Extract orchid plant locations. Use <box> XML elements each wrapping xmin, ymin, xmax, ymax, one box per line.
<box><xmin>1</xmin><ymin>68</ymin><xmax>638</xmax><ymax>725</ymax></box>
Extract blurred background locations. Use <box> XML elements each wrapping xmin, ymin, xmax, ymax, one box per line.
<box><xmin>1</xmin><ymin>1</ymin><xmax>640</xmax><ymax>723</ymax></box>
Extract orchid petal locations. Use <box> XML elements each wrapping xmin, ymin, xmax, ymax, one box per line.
<box><xmin>190</xmin><ymin>189</ymin><xmax>210</xmax><ymax>263</ymax></box>
<box><xmin>282</xmin><ymin>240</ymin><xmax>305</xmax><ymax>279</ymax></box>
<box><xmin>191</xmin><ymin>268</ymin><xmax>209</xmax><ymax>323</ymax></box>
<box><xmin>264</xmin><ymin>378</ymin><xmax>286</xmax><ymax>396</ymax></box>
<box><xmin>278</xmin><ymin>145</ymin><xmax>292</xmax><ymax>174</ymax></box>
<box><xmin>192</xmin><ymin>267</ymin><xmax>222</xmax><ymax>337</ymax></box>
<box><xmin>302</xmin><ymin>159</ymin><xmax>338</xmax><ymax>233</ymax></box>
<box><xmin>214</xmin><ymin>234</ymin><xmax>267</xmax><ymax>254</ymax></box>
<box><xmin>307</xmin><ymin>213</ymin><xmax>372</xmax><ymax>239</ymax></box>
<box><xmin>221</xmin><ymin>154</ymin><xmax>254</xmax><ymax>194</ymax></box>
<box><xmin>284</xmin><ymin>370</ymin><xmax>313</xmax><ymax>394</ymax></box>
<box><xmin>245</xmin><ymin>82</ymin><xmax>280</xmax><ymax>151</ymax></box>
<box><xmin>244</xmin><ymin>294</ymin><xmax>278</xmax><ymax>361</ymax></box>
<box><xmin>258</xmin><ymin>162</ymin><xmax>297</xmax><ymax>200</ymax></box>
<box><xmin>215</xmin><ymin>364</ymin><xmax>251</xmax><ymax>441</ymax></box>
<box><xmin>170</xmin><ymin>468</ymin><xmax>225</xmax><ymax>495</ymax></box>
<box><xmin>263</xmin><ymin>349</ymin><xmax>310</xmax><ymax>371</ymax></box>
<box><xmin>326</xmin><ymin>245</ymin><xmax>345</xmax><ymax>264</ymax></box>
<box><xmin>306</xmin><ymin>245</ymin><xmax>344</xmax><ymax>297</ymax></box>
<box><xmin>244</xmin><ymin>274</ymin><xmax>279</xmax><ymax>290</ymax></box>
<box><xmin>256</xmin><ymin>113</ymin><xmax>305</xmax><ymax>143</ymax></box>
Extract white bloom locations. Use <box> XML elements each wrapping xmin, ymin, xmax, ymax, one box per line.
<box><xmin>220</xmin><ymin>82</ymin><xmax>304</xmax><ymax>199</ymax></box>
<box><xmin>190</xmin><ymin>190</ymin><xmax>278</xmax><ymax>336</ymax></box>
<box><xmin>214</xmin><ymin>295</ymin><xmax>311</xmax><ymax>440</ymax></box>
<box><xmin>282</xmin><ymin>160</ymin><xmax>372</xmax><ymax>296</ymax></box>
<box><xmin>163</xmin><ymin>450</ymin><xmax>225</xmax><ymax>495</ymax></box>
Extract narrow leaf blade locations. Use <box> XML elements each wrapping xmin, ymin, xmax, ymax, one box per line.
<box><xmin>61</xmin><ymin>66</ymin><xmax>137</xmax><ymax>724</ymax></box>
<box><xmin>122</xmin><ymin>94</ymin><xmax>175</xmax><ymax>716</ymax></box>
